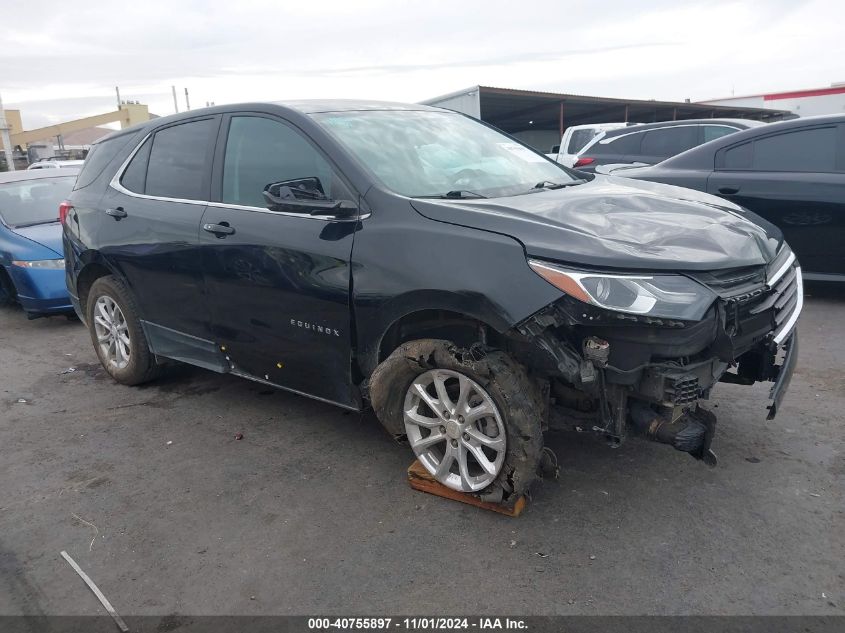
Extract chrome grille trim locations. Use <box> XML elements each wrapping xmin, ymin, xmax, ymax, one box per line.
<box><xmin>767</xmin><ymin>251</ymin><xmax>796</xmax><ymax>288</ymax></box>
<box><xmin>773</xmin><ymin>267</ymin><xmax>803</xmax><ymax>344</ymax></box>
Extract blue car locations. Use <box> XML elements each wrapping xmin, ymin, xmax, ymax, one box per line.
<box><xmin>0</xmin><ymin>169</ymin><xmax>78</xmax><ymax>318</ymax></box>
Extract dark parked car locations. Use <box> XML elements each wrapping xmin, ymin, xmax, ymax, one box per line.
<box><xmin>611</xmin><ymin>114</ymin><xmax>845</xmax><ymax>281</ymax></box>
<box><xmin>0</xmin><ymin>169</ymin><xmax>78</xmax><ymax>317</ymax></box>
<box><xmin>572</xmin><ymin>118</ymin><xmax>764</xmax><ymax>173</ymax></box>
<box><xmin>63</xmin><ymin>101</ymin><xmax>800</xmax><ymax>504</ymax></box>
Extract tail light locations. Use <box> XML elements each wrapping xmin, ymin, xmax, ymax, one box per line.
<box><xmin>58</xmin><ymin>200</ymin><xmax>72</xmax><ymax>224</ymax></box>
<box><xmin>573</xmin><ymin>157</ymin><xmax>595</xmax><ymax>168</ymax></box>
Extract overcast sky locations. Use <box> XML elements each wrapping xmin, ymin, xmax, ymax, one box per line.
<box><xmin>3</xmin><ymin>0</ymin><xmax>844</xmax><ymax>129</ymax></box>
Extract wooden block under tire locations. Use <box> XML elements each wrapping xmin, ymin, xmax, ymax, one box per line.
<box><xmin>407</xmin><ymin>460</ymin><xmax>526</xmax><ymax>517</ymax></box>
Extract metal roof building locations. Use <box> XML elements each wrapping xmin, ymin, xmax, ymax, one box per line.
<box><xmin>421</xmin><ymin>85</ymin><xmax>791</xmax><ymax>152</ymax></box>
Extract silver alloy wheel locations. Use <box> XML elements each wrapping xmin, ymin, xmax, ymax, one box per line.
<box><xmin>403</xmin><ymin>369</ymin><xmax>506</xmax><ymax>492</ymax></box>
<box><xmin>92</xmin><ymin>295</ymin><xmax>131</xmax><ymax>370</ymax></box>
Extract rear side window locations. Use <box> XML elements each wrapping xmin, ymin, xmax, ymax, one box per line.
<box><xmin>723</xmin><ymin>142</ymin><xmax>752</xmax><ymax>169</ymax></box>
<box><xmin>567</xmin><ymin>129</ymin><xmax>597</xmax><ymax>154</ymax></box>
<box><xmin>720</xmin><ymin>126</ymin><xmax>838</xmax><ymax>172</ymax></box>
<box><xmin>74</xmin><ymin>134</ymin><xmax>136</xmax><ymax>190</ymax></box>
<box><xmin>751</xmin><ymin>127</ymin><xmax>836</xmax><ymax>172</ymax></box>
<box><xmin>120</xmin><ymin>137</ymin><xmax>152</xmax><ymax>194</ymax></box>
<box><xmin>704</xmin><ymin>125</ymin><xmax>738</xmax><ymax>142</ymax></box>
<box><xmin>145</xmin><ymin>119</ymin><xmax>216</xmax><ymax>200</ymax></box>
<box><xmin>595</xmin><ymin>131</ymin><xmax>643</xmax><ymax>156</ymax></box>
<box><xmin>640</xmin><ymin>126</ymin><xmax>699</xmax><ymax>158</ymax></box>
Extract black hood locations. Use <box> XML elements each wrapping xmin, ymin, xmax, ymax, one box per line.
<box><xmin>410</xmin><ymin>175</ymin><xmax>783</xmax><ymax>272</ymax></box>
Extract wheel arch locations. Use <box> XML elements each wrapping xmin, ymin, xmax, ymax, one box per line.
<box><xmin>74</xmin><ymin>255</ymin><xmax>117</xmax><ymax>320</ymax></box>
<box><xmin>360</xmin><ymin>294</ymin><xmax>512</xmax><ymax>377</ymax></box>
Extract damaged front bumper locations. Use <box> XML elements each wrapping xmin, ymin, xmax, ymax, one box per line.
<box><xmin>514</xmin><ymin>257</ymin><xmax>803</xmax><ymax>465</ymax></box>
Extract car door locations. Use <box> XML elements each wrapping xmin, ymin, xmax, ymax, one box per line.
<box><xmin>200</xmin><ymin>113</ymin><xmax>361</xmax><ymax>408</ymax></box>
<box><xmin>98</xmin><ymin>116</ymin><xmax>220</xmax><ymax>341</ymax></box>
<box><xmin>708</xmin><ymin>123</ymin><xmax>845</xmax><ymax>278</ymax></box>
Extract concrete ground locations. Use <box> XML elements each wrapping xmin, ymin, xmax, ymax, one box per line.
<box><xmin>0</xmin><ymin>287</ymin><xmax>842</xmax><ymax>617</ymax></box>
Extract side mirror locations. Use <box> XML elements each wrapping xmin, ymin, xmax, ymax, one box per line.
<box><xmin>262</xmin><ymin>177</ymin><xmax>357</xmax><ymax>218</ymax></box>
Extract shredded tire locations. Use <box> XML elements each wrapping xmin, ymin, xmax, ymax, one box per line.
<box><xmin>370</xmin><ymin>339</ymin><xmax>545</xmax><ymax>504</ymax></box>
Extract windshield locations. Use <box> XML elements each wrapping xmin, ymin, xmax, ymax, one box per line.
<box><xmin>0</xmin><ymin>176</ymin><xmax>75</xmax><ymax>227</ymax></box>
<box><xmin>313</xmin><ymin>110</ymin><xmax>577</xmax><ymax>198</ymax></box>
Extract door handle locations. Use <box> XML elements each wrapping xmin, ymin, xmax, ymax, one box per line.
<box><xmin>718</xmin><ymin>186</ymin><xmax>740</xmax><ymax>195</ymax></box>
<box><xmin>105</xmin><ymin>207</ymin><xmax>127</xmax><ymax>220</ymax></box>
<box><xmin>203</xmin><ymin>222</ymin><xmax>235</xmax><ymax>237</ymax></box>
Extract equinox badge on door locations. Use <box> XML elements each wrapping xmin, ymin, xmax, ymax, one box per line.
<box><xmin>290</xmin><ymin>319</ymin><xmax>341</xmax><ymax>337</ymax></box>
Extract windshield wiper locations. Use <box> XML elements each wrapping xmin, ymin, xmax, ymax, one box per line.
<box><xmin>414</xmin><ymin>190</ymin><xmax>488</xmax><ymax>199</ymax></box>
<box><xmin>530</xmin><ymin>179</ymin><xmax>587</xmax><ymax>191</ymax></box>
<box><xmin>12</xmin><ymin>219</ymin><xmax>59</xmax><ymax>228</ymax></box>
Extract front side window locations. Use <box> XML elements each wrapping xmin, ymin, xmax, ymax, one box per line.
<box><xmin>640</xmin><ymin>126</ymin><xmax>699</xmax><ymax>157</ymax></box>
<box><xmin>0</xmin><ymin>176</ymin><xmax>76</xmax><ymax>227</ymax></box>
<box><xmin>222</xmin><ymin>116</ymin><xmax>349</xmax><ymax>208</ymax></box>
<box><xmin>145</xmin><ymin>119</ymin><xmax>216</xmax><ymax>200</ymax></box>
<box><xmin>312</xmin><ymin>110</ymin><xmax>577</xmax><ymax>198</ymax></box>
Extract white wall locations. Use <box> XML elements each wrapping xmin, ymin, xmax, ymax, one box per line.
<box><xmin>703</xmin><ymin>92</ymin><xmax>845</xmax><ymax>118</ymax></box>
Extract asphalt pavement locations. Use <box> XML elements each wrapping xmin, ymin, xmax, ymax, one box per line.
<box><xmin>0</xmin><ymin>286</ymin><xmax>843</xmax><ymax>616</ymax></box>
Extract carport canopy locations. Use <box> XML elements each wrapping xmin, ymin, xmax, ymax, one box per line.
<box><xmin>422</xmin><ymin>85</ymin><xmax>790</xmax><ymax>138</ymax></box>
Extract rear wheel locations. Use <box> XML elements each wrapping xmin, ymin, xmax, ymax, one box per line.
<box><xmin>86</xmin><ymin>276</ymin><xmax>161</xmax><ymax>385</ymax></box>
<box><xmin>370</xmin><ymin>339</ymin><xmax>545</xmax><ymax>503</ymax></box>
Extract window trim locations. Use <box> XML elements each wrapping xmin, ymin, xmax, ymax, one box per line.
<box><xmin>110</xmin><ymin>111</ymin><xmax>365</xmax><ymax>221</ymax></box>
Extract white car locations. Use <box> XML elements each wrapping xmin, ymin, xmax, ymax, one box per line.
<box><xmin>549</xmin><ymin>122</ymin><xmax>638</xmax><ymax>167</ymax></box>
<box><xmin>27</xmin><ymin>160</ymin><xmax>86</xmax><ymax>170</ymax></box>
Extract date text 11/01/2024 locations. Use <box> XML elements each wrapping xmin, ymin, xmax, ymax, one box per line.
<box><xmin>307</xmin><ymin>617</ymin><xmax>528</xmax><ymax>630</ymax></box>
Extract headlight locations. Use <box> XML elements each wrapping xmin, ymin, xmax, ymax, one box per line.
<box><xmin>528</xmin><ymin>259</ymin><xmax>717</xmax><ymax>321</ymax></box>
<box><xmin>12</xmin><ymin>259</ymin><xmax>65</xmax><ymax>269</ymax></box>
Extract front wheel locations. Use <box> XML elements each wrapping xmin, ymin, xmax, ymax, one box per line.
<box><xmin>86</xmin><ymin>276</ymin><xmax>161</xmax><ymax>385</ymax></box>
<box><xmin>370</xmin><ymin>339</ymin><xmax>545</xmax><ymax>502</ymax></box>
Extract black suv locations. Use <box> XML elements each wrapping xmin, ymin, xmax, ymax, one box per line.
<box><xmin>573</xmin><ymin>118</ymin><xmax>764</xmax><ymax>172</ymax></box>
<box><xmin>64</xmin><ymin>101</ymin><xmax>801</xmax><ymax>504</ymax></box>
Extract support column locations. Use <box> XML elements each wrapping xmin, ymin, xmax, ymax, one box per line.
<box><xmin>558</xmin><ymin>101</ymin><xmax>565</xmax><ymax>138</ymax></box>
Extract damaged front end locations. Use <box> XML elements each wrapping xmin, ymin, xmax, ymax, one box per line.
<box><xmin>513</xmin><ymin>247</ymin><xmax>802</xmax><ymax>465</ymax></box>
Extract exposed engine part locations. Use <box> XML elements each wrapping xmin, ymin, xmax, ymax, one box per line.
<box><xmin>583</xmin><ymin>336</ymin><xmax>610</xmax><ymax>367</ymax></box>
<box><xmin>664</xmin><ymin>373</ymin><xmax>700</xmax><ymax>406</ymax></box>
<box><xmin>516</xmin><ymin>316</ymin><xmax>582</xmax><ymax>384</ymax></box>
<box><xmin>629</xmin><ymin>399</ymin><xmax>718</xmax><ymax>466</ymax></box>
<box><xmin>538</xmin><ymin>446</ymin><xmax>560</xmax><ymax>479</ymax></box>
